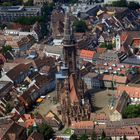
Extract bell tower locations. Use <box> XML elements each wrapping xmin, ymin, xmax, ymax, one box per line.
<box><xmin>63</xmin><ymin>11</ymin><xmax>76</xmax><ymax>74</ymax></box>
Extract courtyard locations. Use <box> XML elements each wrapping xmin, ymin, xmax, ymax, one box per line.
<box><xmin>33</xmin><ymin>90</ymin><xmax>59</xmax><ymax>116</ymax></box>
<box><xmin>90</xmin><ymin>88</ymin><xmax>116</xmax><ymax>114</ymax></box>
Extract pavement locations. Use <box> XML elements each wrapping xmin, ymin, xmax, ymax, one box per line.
<box><xmin>90</xmin><ymin>88</ymin><xmax>116</xmax><ymax>114</ymax></box>
<box><xmin>33</xmin><ymin>90</ymin><xmax>60</xmax><ymax>116</ymax></box>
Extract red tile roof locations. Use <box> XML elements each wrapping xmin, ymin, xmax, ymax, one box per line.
<box><xmin>113</xmin><ymin>75</ymin><xmax>127</xmax><ymax>84</ymax></box>
<box><xmin>90</xmin><ymin>113</ymin><xmax>109</xmax><ymax>121</ymax></box>
<box><xmin>102</xmin><ymin>75</ymin><xmax>127</xmax><ymax>84</ymax></box>
<box><xmin>120</xmin><ymin>33</ymin><xmax>128</xmax><ymax>43</ymax></box>
<box><xmin>117</xmin><ymin>85</ymin><xmax>140</xmax><ymax>98</ymax></box>
<box><xmin>69</xmin><ymin>74</ymin><xmax>78</xmax><ymax>104</ymax></box>
<box><xmin>103</xmin><ymin>126</ymin><xmax>139</xmax><ymax>137</ymax></box>
<box><xmin>71</xmin><ymin>121</ymin><xmax>94</xmax><ymax>129</ymax></box>
<box><xmin>80</xmin><ymin>49</ymin><xmax>95</xmax><ymax>59</ymax></box>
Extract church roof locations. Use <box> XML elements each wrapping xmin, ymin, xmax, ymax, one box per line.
<box><xmin>69</xmin><ymin>74</ymin><xmax>78</xmax><ymax>104</ymax></box>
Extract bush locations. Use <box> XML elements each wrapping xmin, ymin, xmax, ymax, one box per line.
<box><xmin>100</xmin><ymin>43</ymin><xmax>115</xmax><ymax>50</ymax></box>
<box><xmin>73</xmin><ymin>20</ymin><xmax>87</xmax><ymax>33</ymax></box>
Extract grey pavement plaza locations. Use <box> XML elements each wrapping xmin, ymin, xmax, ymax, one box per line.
<box><xmin>91</xmin><ymin>88</ymin><xmax>116</xmax><ymax>114</ymax></box>
<box><xmin>33</xmin><ymin>90</ymin><xmax>59</xmax><ymax>115</ymax></box>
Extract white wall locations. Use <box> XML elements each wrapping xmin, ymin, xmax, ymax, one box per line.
<box><xmin>104</xmin><ymin>0</ymin><xmax>140</xmax><ymax>4</ymax></box>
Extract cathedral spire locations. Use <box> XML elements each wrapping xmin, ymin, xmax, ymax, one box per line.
<box><xmin>63</xmin><ymin>9</ymin><xmax>75</xmax><ymax>46</ymax></box>
<box><xmin>62</xmin><ymin>8</ymin><xmax>77</xmax><ymax>74</ymax></box>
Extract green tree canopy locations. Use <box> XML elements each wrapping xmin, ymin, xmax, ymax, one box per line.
<box><xmin>2</xmin><ymin>2</ymin><xmax>12</xmax><ymax>6</ymax></box>
<box><xmin>39</xmin><ymin>2</ymin><xmax>54</xmax><ymax>36</ymax></box>
<box><xmin>91</xmin><ymin>131</ymin><xmax>97</xmax><ymax>140</ymax></box>
<box><xmin>122</xmin><ymin>104</ymin><xmax>140</xmax><ymax>118</ymax></box>
<box><xmin>111</xmin><ymin>0</ymin><xmax>127</xmax><ymax>7</ymax></box>
<box><xmin>53</xmin><ymin>0</ymin><xmax>78</xmax><ymax>4</ymax></box>
<box><xmin>68</xmin><ymin>0</ymin><xmax>78</xmax><ymax>4</ymax></box>
<box><xmin>128</xmin><ymin>1</ymin><xmax>140</xmax><ymax>10</ymax></box>
<box><xmin>24</xmin><ymin>0</ymin><xmax>33</xmax><ymax>6</ymax></box>
<box><xmin>0</xmin><ymin>0</ymin><xmax>22</xmax><ymax>6</ymax></box>
<box><xmin>79</xmin><ymin>134</ymin><xmax>88</xmax><ymax>140</ymax></box>
<box><xmin>15</xmin><ymin>16</ymin><xmax>43</xmax><ymax>25</ymax></box>
<box><xmin>28</xmin><ymin>123</ymin><xmax>54</xmax><ymax>139</ymax></box>
<box><xmin>43</xmin><ymin>2</ymin><xmax>55</xmax><ymax>18</ymax></box>
<box><xmin>5</xmin><ymin>103</ymin><xmax>12</xmax><ymax>114</ymax></box>
<box><xmin>70</xmin><ymin>134</ymin><xmax>78</xmax><ymax>140</ymax></box>
<box><xmin>123</xmin><ymin>134</ymin><xmax>127</xmax><ymax>140</ymax></box>
<box><xmin>100</xmin><ymin>43</ymin><xmax>115</xmax><ymax>50</ymax></box>
<box><xmin>73</xmin><ymin>20</ymin><xmax>87</xmax><ymax>33</ymax></box>
<box><xmin>2</xmin><ymin>45</ymin><xmax>12</xmax><ymax>55</ymax></box>
<box><xmin>38</xmin><ymin>123</ymin><xmax>54</xmax><ymax>140</ymax></box>
<box><xmin>0</xmin><ymin>24</ymin><xmax>6</xmax><ymax>30</ymax></box>
<box><xmin>101</xmin><ymin>130</ymin><xmax>106</xmax><ymax>140</ymax></box>
<box><xmin>109</xmin><ymin>0</ymin><xmax>140</xmax><ymax>9</ymax></box>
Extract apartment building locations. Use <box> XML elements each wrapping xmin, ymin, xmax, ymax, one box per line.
<box><xmin>0</xmin><ymin>6</ymin><xmax>42</xmax><ymax>22</ymax></box>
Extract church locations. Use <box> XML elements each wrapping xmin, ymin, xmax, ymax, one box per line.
<box><xmin>56</xmin><ymin>10</ymin><xmax>91</xmax><ymax>126</ymax></box>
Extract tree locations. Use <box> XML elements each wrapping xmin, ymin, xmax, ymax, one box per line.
<box><xmin>41</xmin><ymin>2</ymin><xmax>54</xmax><ymax>36</ymax></box>
<box><xmin>79</xmin><ymin>134</ymin><xmax>88</xmax><ymax>140</ymax></box>
<box><xmin>100</xmin><ymin>43</ymin><xmax>115</xmax><ymax>50</ymax></box>
<box><xmin>5</xmin><ymin>103</ymin><xmax>12</xmax><ymax>114</ymax></box>
<box><xmin>38</xmin><ymin>123</ymin><xmax>54</xmax><ymax>140</ymax></box>
<box><xmin>70</xmin><ymin>134</ymin><xmax>78</xmax><ymax>140</ymax></box>
<box><xmin>101</xmin><ymin>131</ymin><xmax>106</xmax><ymax>140</ymax></box>
<box><xmin>53</xmin><ymin>0</ymin><xmax>78</xmax><ymax>4</ymax></box>
<box><xmin>24</xmin><ymin>0</ymin><xmax>33</xmax><ymax>6</ymax></box>
<box><xmin>2</xmin><ymin>2</ymin><xmax>12</xmax><ymax>6</ymax></box>
<box><xmin>12</xmin><ymin>0</ymin><xmax>23</xmax><ymax>5</ymax></box>
<box><xmin>0</xmin><ymin>23</ymin><xmax>6</xmax><ymax>30</ymax></box>
<box><xmin>68</xmin><ymin>0</ymin><xmax>78</xmax><ymax>4</ymax></box>
<box><xmin>28</xmin><ymin>123</ymin><xmax>54</xmax><ymax>139</ymax></box>
<box><xmin>2</xmin><ymin>45</ymin><xmax>12</xmax><ymax>55</ymax></box>
<box><xmin>73</xmin><ymin>20</ymin><xmax>87</xmax><ymax>33</ymax></box>
<box><xmin>111</xmin><ymin>0</ymin><xmax>127</xmax><ymax>7</ymax></box>
<box><xmin>91</xmin><ymin>131</ymin><xmax>97</xmax><ymax>140</ymax></box>
<box><xmin>128</xmin><ymin>1</ymin><xmax>140</xmax><ymax>10</ymax></box>
<box><xmin>0</xmin><ymin>0</ymin><xmax>22</xmax><ymax>6</ymax></box>
<box><xmin>43</xmin><ymin>2</ymin><xmax>55</xmax><ymax>19</ymax></box>
<box><xmin>15</xmin><ymin>16</ymin><xmax>43</xmax><ymax>25</ymax></box>
<box><xmin>123</xmin><ymin>134</ymin><xmax>127</xmax><ymax>140</ymax></box>
<box><xmin>122</xmin><ymin>104</ymin><xmax>140</xmax><ymax>118</ymax></box>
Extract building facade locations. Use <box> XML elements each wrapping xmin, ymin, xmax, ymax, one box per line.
<box><xmin>0</xmin><ymin>6</ymin><xmax>42</xmax><ymax>22</ymax></box>
<box><xmin>33</xmin><ymin>0</ymin><xmax>50</xmax><ymax>6</ymax></box>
